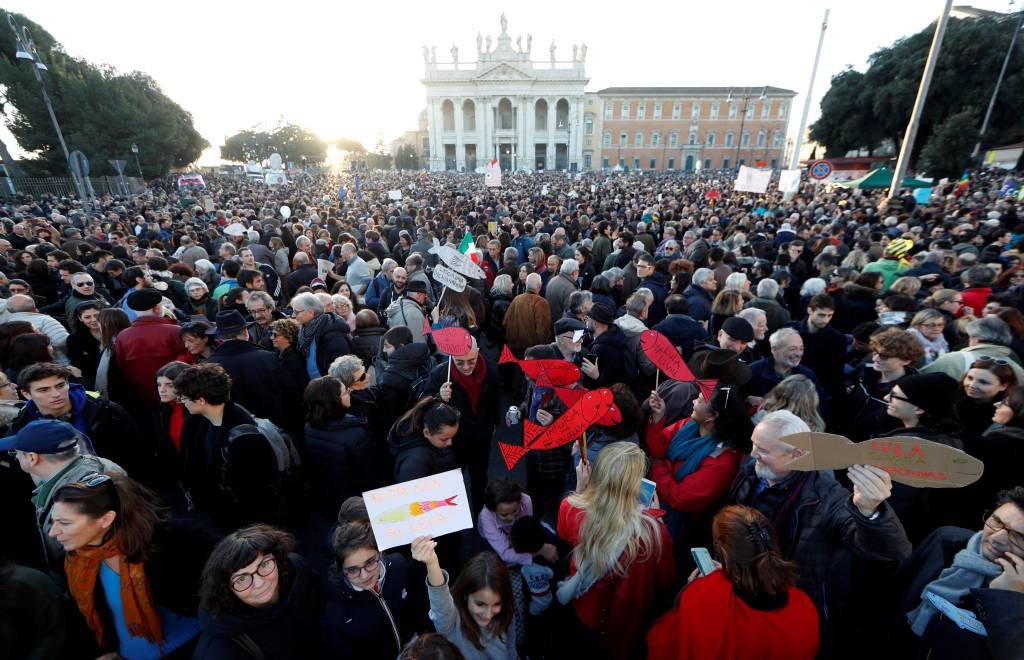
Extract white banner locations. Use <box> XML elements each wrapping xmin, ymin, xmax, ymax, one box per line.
<box><xmin>388</xmin><ymin>189</ymin><xmax>403</xmax><ymax>200</ymax></box>
<box><xmin>317</xmin><ymin>259</ymin><xmax>333</xmax><ymax>279</ymax></box>
<box><xmin>364</xmin><ymin>469</ymin><xmax>472</xmax><ymax>550</ymax></box>
<box><xmin>429</xmin><ymin>239</ymin><xmax>486</xmax><ymax>280</ymax></box>
<box><xmin>484</xmin><ymin>159</ymin><xmax>502</xmax><ymax>187</ymax></box>
<box><xmin>734</xmin><ymin>166</ymin><xmax>771</xmax><ymax>194</ymax></box>
<box><xmin>432</xmin><ymin>264</ymin><xmax>467</xmax><ymax>292</ymax></box>
<box><xmin>778</xmin><ymin>169</ymin><xmax>802</xmax><ymax>194</ymax></box>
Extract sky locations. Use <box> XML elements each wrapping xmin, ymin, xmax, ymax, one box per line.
<box><xmin>3</xmin><ymin>0</ymin><xmax>1017</xmax><ymax>166</ymax></box>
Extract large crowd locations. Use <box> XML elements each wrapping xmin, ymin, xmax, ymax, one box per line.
<box><xmin>1</xmin><ymin>165</ymin><xmax>1023</xmax><ymax>660</ymax></box>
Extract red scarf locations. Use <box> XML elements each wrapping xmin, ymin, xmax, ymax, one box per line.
<box><xmin>451</xmin><ymin>356</ymin><xmax>488</xmax><ymax>414</ymax></box>
<box><xmin>65</xmin><ymin>538</ymin><xmax>164</xmax><ymax>647</ymax></box>
<box><xmin>169</xmin><ymin>404</ymin><xmax>185</xmax><ymax>452</ymax></box>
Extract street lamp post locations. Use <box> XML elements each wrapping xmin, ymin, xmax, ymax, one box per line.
<box><xmin>131</xmin><ymin>143</ymin><xmax>143</xmax><ymax>179</ymax></box>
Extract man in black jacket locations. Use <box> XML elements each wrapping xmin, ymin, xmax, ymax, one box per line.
<box><xmin>292</xmin><ymin>292</ymin><xmax>356</xmax><ymax>378</ymax></box>
<box><xmin>787</xmin><ymin>292</ymin><xmax>847</xmax><ymax>405</ymax></box>
<box><xmin>174</xmin><ymin>363</ymin><xmax>282</xmax><ymax>533</ymax></box>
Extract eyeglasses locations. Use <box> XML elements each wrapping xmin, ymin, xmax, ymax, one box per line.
<box><xmin>977</xmin><ymin>355</ymin><xmax>1010</xmax><ymax>366</ymax></box>
<box><xmin>887</xmin><ymin>391</ymin><xmax>914</xmax><ymax>405</ymax></box>
<box><xmin>342</xmin><ymin>554</ymin><xmax>380</xmax><ymax>579</ymax></box>
<box><xmin>354</xmin><ymin>371</ymin><xmax>368</xmax><ymax>383</ymax></box>
<box><xmin>983</xmin><ymin>511</ymin><xmax>1024</xmax><ymax>553</ymax></box>
<box><xmin>919</xmin><ymin>322</ymin><xmax>945</xmax><ymax>329</ymax></box>
<box><xmin>230</xmin><ymin>556</ymin><xmax>277</xmax><ymax>592</ymax></box>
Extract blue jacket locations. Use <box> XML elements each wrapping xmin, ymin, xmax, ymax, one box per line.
<box><xmin>363</xmin><ymin>272</ymin><xmax>390</xmax><ymax>311</ymax></box>
<box><xmin>653</xmin><ymin>313</ymin><xmax>709</xmax><ymax>361</ymax></box>
<box><xmin>640</xmin><ymin>272</ymin><xmax>670</xmax><ymax>325</ymax></box>
<box><xmin>683</xmin><ymin>284</ymin><xmax>714</xmax><ymax>322</ymax></box>
<box><xmin>745</xmin><ymin>356</ymin><xmax>830</xmax><ymax>412</ymax></box>
<box><xmin>511</xmin><ymin>235</ymin><xmax>534</xmax><ymax>264</ymax></box>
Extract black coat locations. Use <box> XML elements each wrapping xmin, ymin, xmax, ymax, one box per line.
<box><xmin>587</xmin><ymin>324</ymin><xmax>633</xmax><ymax>388</ymax></box>
<box><xmin>286</xmin><ymin>264</ymin><xmax>318</xmax><ymax>295</ymax></box>
<box><xmin>307</xmin><ymin>315</ymin><xmax>356</xmax><ymax>377</ymax></box>
<box><xmin>788</xmin><ymin>319</ymin><xmax>848</xmax><ymax>402</ymax></box>
<box><xmin>388</xmin><ymin>423</ymin><xmax>458</xmax><ymax>483</ymax></box>
<box><xmin>193</xmin><ymin>554</ymin><xmax>324</xmax><ymax>660</ymax></box>
<box><xmin>653</xmin><ymin>313</ymin><xmax>709</xmax><ymax>362</ymax></box>
<box><xmin>322</xmin><ymin>554</ymin><xmax>426</xmax><ymax>659</ymax></box>
<box><xmin>277</xmin><ymin>346</ymin><xmax>309</xmax><ymax>394</ymax></box>
<box><xmin>304</xmin><ymin>414</ymin><xmax>380</xmax><ymax>518</ymax></box>
<box><xmin>207</xmin><ymin>339</ymin><xmax>298</xmax><ymax>430</ymax></box>
<box><xmin>940</xmin><ymin>425</ymin><xmax>1024</xmax><ymax>530</ymax></box>
<box><xmin>832</xmin><ymin>283</ymin><xmax>878</xmax><ymax>332</ymax></box>
<box><xmin>375</xmin><ymin>343</ymin><xmax>434</xmax><ymax>424</ymax></box>
<box><xmin>352</xmin><ymin>326</ymin><xmax>386</xmax><ymax>366</ymax></box>
<box><xmin>66</xmin><ymin>330</ymin><xmax>102</xmax><ymax>389</ymax></box>
<box><xmin>640</xmin><ymin>272</ymin><xmax>670</xmax><ymax>325</ymax></box>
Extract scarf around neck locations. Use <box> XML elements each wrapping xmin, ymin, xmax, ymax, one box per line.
<box><xmin>667</xmin><ymin>419</ymin><xmax>720</xmax><ymax>481</ymax></box>
<box><xmin>298</xmin><ymin>312</ymin><xmax>332</xmax><ymax>355</ymax></box>
<box><xmin>65</xmin><ymin>537</ymin><xmax>164</xmax><ymax>647</ymax></box>
<box><xmin>451</xmin><ymin>355</ymin><xmax>488</xmax><ymax>414</ymax></box>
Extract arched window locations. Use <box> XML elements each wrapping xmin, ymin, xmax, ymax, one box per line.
<box><xmin>651</xmin><ymin>131</ymin><xmax>661</xmax><ymax>147</ymax></box>
<box><xmin>773</xmin><ymin>130</ymin><xmax>783</xmax><ymax>148</ymax></box>
<box><xmin>462</xmin><ymin>100</ymin><xmax>475</xmax><ymax>131</ymax></box>
<box><xmin>668</xmin><ymin>131</ymin><xmax>679</xmax><ymax>148</ymax></box>
<box><xmin>535</xmin><ymin>99</ymin><xmax>548</xmax><ymax>131</ymax></box>
<box><xmin>498</xmin><ymin>98</ymin><xmax>514</xmax><ymax>130</ymax></box>
<box><xmin>741</xmin><ymin>131</ymin><xmax>750</xmax><ymax>148</ymax></box>
<box><xmin>584</xmin><ymin>113</ymin><xmax>594</xmax><ymax>135</ymax></box>
<box><xmin>724</xmin><ymin>132</ymin><xmax>735</xmax><ymax>148</ymax></box>
<box><xmin>756</xmin><ymin>130</ymin><xmax>767</xmax><ymax>148</ymax></box>
<box><xmin>635</xmin><ymin>131</ymin><xmax>644</xmax><ymax>147</ymax></box>
<box><xmin>441</xmin><ymin>100</ymin><xmax>455</xmax><ymax>131</ymax></box>
<box><xmin>556</xmin><ymin>99</ymin><xmax>570</xmax><ymax>129</ymax></box>
<box><xmin>687</xmin><ymin>129</ymin><xmax>698</xmax><ymax>146</ymax></box>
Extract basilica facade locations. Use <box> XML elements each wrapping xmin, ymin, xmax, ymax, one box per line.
<box><xmin>421</xmin><ymin>15</ymin><xmax>588</xmax><ymax>172</ymax></box>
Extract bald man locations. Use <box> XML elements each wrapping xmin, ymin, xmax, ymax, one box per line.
<box><xmin>6</xmin><ymin>294</ymin><xmax>70</xmax><ymax>365</ymax></box>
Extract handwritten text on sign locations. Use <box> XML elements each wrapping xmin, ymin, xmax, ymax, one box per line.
<box><xmin>363</xmin><ymin>469</ymin><xmax>472</xmax><ymax>550</ymax></box>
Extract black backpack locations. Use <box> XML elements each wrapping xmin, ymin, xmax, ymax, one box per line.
<box><xmin>222</xmin><ymin>417</ymin><xmax>303</xmax><ymax>511</ymax></box>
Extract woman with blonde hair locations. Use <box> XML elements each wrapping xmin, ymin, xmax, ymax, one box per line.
<box><xmin>908</xmin><ymin>308</ymin><xmax>949</xmax><ymax>365</ymax></box>
<box><xmin>751</xmin><ymin>374</ymin><xmax>826</xmax><ymax>432</ymax></box>
<box><xmin>709</xmin><ymin>289</ymin><xmax>745</xmax><ymax>337</ymax></box>
<box><xmin>557</xmin><ymin>442</ymin><xmax>676</xmax><ymax>659</ymax></box>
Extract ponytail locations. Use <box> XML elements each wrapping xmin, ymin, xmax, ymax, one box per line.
<box><xmin>395</xmin><ymin>396</ymin><xmax>460</xmax><ymax>437</ymax></box>
<box><xmin>713</xmin><ymin>505</ymin><xmax>797</xmax><ymax>598</ymax></box>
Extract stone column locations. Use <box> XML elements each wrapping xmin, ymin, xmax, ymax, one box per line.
<box><xmin>572</xmin><ymin>97</ymin><xmax>584</xmax><ymax>170</ymax></box>
<box><xmin>454</xmin><ymin>98</ymin><xmax>465</xmax><ymax>171</ymax></box>
<box><xmin>426</xmin><ymin>98</ymin><xmax>438</xmax><ymax>171</ymax></box>
<box><xmin>524</xmin><ymin>97</ymin><xmax>535</xmax><ymax>170</ymax></box>
<box><xmin>547</xmin><ymin>99</ymin><xmax>556</xmax><ymax>170</ymax></box>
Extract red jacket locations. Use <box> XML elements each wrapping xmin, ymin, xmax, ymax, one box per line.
<box><xmin>557</xmin><ymin>500</ymin><xmax>677</xmax><ymax>660</ymax></box>
<box><xmin>646</xmin><ymin>418</ymin><xmax>743</xmax><ymax>512</ymax></box>
<box><xmin>115</xmin><ymin>316</ymin><xmax>185</xmax><ymax>407</ymax></box>
<box><xmin>961</xmin><ymin>286</ymin><xmax>992</xmax><ymax>317</ymax></box>
<box><xmin>647</xmin><ymin>570</ymin><xmax>819</xmax><ymax>660</ymax></box>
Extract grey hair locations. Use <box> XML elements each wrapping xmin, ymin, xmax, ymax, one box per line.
<box><xmin>724</xmin><ymin>272</ymin><xmax>748</xmax><ymax>290</ymax></box>
<box><xmin>291</xmin><ymin>291</ymin><xmax>324</xmax><ymax>314</ymax></box>
<box><xmin>756</xmin><ymin>410</ymin><xmax>810</xmax><ymax>452</ymax></box>
<box><xmin>327</xmin><ymin>354</ymin><xmax>365</xmax><ymax>385</ymax></box>
<box><xmin>624</xmin><ymin>291</ymin><xmax>649</xmax><ymax>318</ymax></box>
<box><xmin>331</xmin><ymin>294</ymin><xmax>353</xmax><ymax>311</ymax></box>
<box><xmin>799</xmin><ymin>277</ymin><xmax>826</xmax><ymax>298</ymax></box>
<box><xmin>756</xmin><ymin>278</ymin><xmax>780</xmax><ymax>298</ymax></box>
<box><xmin>381</xmin><ymin>258</ymin><xmax>398</xmax><ymax>270</ymax></box>
<box><xmin>491</xmin><ymin>274</ymin><xmax>513</xmax><ymax>296</ymax></box>
<box><xmin>738</xmin><ymin>307</ymin><xmax>766</xmax><ymax>326</ymax></box>
<box><xmin>692</xmin><ymin>267</ymin><xmax>715</xmax><ymax>286</ymax></box>
<box><xmin>560</xmin><ymin>258</ymin><xmax>580</xmax><ymax>276</ymax></box>
<box><xmin>502</xmin><ymin>247</ymin><xmax>518</xmax><ymax>262</ymax></box>
<box><xmin>966</xmin><ymin>317</ymin><xmax>1012</xmax><ymax>346</ymax></box>
<box><xmin>769</xmin><ymin>327</ymin><xmax>801</xmax><ymax>349</ymax></box>
<box><xmin>525</xmin><ymin>273</ymin><xmax>543</xmax><ymax>292</ymax></box>
<box><xmin>568</xmin><ymin>290</ymin><xmax>593</xmax><ymax>316</ymax></box>
<box><xmin>246</xmin><ymin>291</ymin><xmax>275</xmax><ymax>309</ymax></box>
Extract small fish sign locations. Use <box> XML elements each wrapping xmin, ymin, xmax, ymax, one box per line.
<box><xmin>640</xmin><ymin>330</ymin><xmax>695</xmax><ymax>382</ymax></box>
<box><xmin>363</xmin><ymin>469</ymin><xmax>472</xmax><ymax>550</ymax></box>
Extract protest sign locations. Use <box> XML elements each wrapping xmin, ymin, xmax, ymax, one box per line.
<box><xmin>224</xmin><ymin>222</ymin><xmax>247</xmax><ymax>237</ymax></box>
<box><xmin>778</xmin><ymin>169</ymin><xmax>802</xmax><ymax>194</ymax></box>
<box><xmin>429</xmin><ymin>239</ymin><xmax>485</xmax><ymax>280</ymax></box>
<box><xmin>317</xmin><ymin>259</ymin><xmax>333</xmax><ymax>279</ymax></box>
<box><xmin>388</xmin><ymin>190</ymin><xmax>403</xmax><ymax>200</ymax></box>
<box><xmin>484</xmin><ymin>158</ymin><xmax>502</xmax><ymax>187</ymax></box>
<box><xmin>499</xmin><ymin>345</ymin><xmax>580</xmax><ymax>388</ymax></box>
<box><xmin>432</xmin><ymin>264</ymin><xmax>467</xmax><ymax>292</ymax></box>
<box><xmin>428</xmin><ymin>326</ymin><xmax>473</xmax><ymax>356</ymax></box>
<box><xmin>734</xmin><ymin>166</ymin><xmax>771</xmax><ymax>194</ymax></box>
<box><xmin>640</xmin><ymin>330</ymin><xmax>695</xmax><ymax>381</ymax></box>
<box><xmin>782</xmin><ymin>432</ymin><xmax>984</xmax><ymax>488</ymax></box>
<box><xmin>363</xmin><ymin>469</ymin><xmax>472</xmax><ymax>550</ymax></box>
<box><xmin>202</xmin><ymin>196</ymin><xmax>215</xmax><ymax>213</ymax></box>
<box><xmin>176</xmin><ymin>174</ymin><xmax>205</xmax><ymax>188</ymax></box>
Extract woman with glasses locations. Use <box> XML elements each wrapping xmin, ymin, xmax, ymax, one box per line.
<box><xmin>303</xmin><ymin>376</ymin><xmax>379</xmax><ymax>519</ymax></box>
<box><xmin>923</xmin><ymin>288</ymin><xmax>970</xmax><ymax>348</ymax></box>
<box><xmin>325</xmin><ymin>497</ymin><xmax>423</xmax><ymax>659</ymax></box>
<box><xmin>955</xmin><ymin>358</ymin><xmax>1018</xmax><ymax>439</ymax></box>
<box><xmin>908</xmin><ymin>309</ymin><xmax>950</xmax><ymax>366</ymax></box>
<box><xmin>182</xmin><ymin>277</ymin><xmax>218</xmax><ymax>320</ymax></box>
<box><xmin>51</xmin><ymin>472</ymin><xmax>217</xmax><ymax>659</ymax></box>
<box><xmin>66</xmin><ymin>301</ymin><xmax>106</xmax><ymax>389</ymax></box>
<box><xmin>843</xmin><ymin>328</ymin><xmax>924</xmax><ymax>440</ymax></box>
<box><xmin>194</xmin><ymin>524</ymin><xmax>324</xmax><ymax>660</ymax></box>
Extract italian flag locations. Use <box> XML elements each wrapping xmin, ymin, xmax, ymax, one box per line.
<box><xmin>459</xmin><ymin>233</ymin><xmax>480</xmax><ymax>263</ymax></box>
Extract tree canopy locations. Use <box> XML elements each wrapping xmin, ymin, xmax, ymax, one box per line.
<box><xmin>0</xmin><ymin>11</ymin><xmax>208</xmax><ymax>179</ymax></box>
<box><xmin>221</xmin><ymin>124</ymin><xmax>327</xmax><ymax>165</ymax></box>
<box><xmin>810</xmin><ymin>14</ymin><xmax>1024</xmax><ymax>164</ymax></box>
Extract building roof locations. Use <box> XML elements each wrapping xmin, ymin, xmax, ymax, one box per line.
<box><xmin>596</xmin><ymin>86</ymin><xmax>797</xmax><ymax>97</ymax></box>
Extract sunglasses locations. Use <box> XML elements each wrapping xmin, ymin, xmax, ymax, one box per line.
<box><xmin>977</xmin><ymin>355</ymin><xmax>1010</xmax><ymax>366</ymax></box>
<box><xmin>74</xmin><ymin>281</ymin><xmax>95</xmax><ymax>287</ymax></box>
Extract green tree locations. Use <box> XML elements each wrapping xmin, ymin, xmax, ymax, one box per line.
<box><xmin>919</xmin><ymin>107</ymin><xmax>979</xmax><ymax>178</ymax></box>
<box><xmin>221</xmin><ymin>124</ymin><xmax>326</xmax><ymax>165</ymax></box>
<box><xmin>220</xmin><ymin>129</ymin><xmax>272</xmax><ymax>163</ymax></box>
<box><xmin>0</xmin><ymin>11</ymin><xmax>207</xmax><ymax>178</ymax></box>
<box><xmin>332</xmin><ymin>138</ymin><xmax>366</xmax><ymax>153</ymax></box>
<box><xmin>394</xmin><ymin>144</ymin><xmax>419</xmax><ymax>169</ymax></box>
<box><xmin>810</xmin><ymin>14</ymin><xmax>1024</xmax><ymax>161</ymax></box>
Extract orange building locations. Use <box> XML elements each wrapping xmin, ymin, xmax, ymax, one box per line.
<box><xmin>593</xmin><ymin>86</ymin><xmax>796</xmax><ymax>171</ymax></box>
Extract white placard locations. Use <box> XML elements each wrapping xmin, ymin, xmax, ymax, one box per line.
<box><xmin>433</xmin><ymin>264</ymin><xmax>467</xmax><ymax>292</ymax></box>
<box><xmin>388</xmin><ymin>190</ymin><xmax>403</xmax><ymax>200</ymax></box>
<box><xmin>779</xmin><ymin>169</ymin><xmax>802</xmax><ymax>194</ymax></box>
<box><xmin>734</xmin><ymin>166</ymin><xmax>771</xmax><ymax>194</ymax></box>
<box><xmin>363</xmin><ymin>469</ymin><xmax>472</xmax><ymax>550</ymax></box>
<box><xmin>317</xmin><ymin>259</ymin><xmax>333</xmax><ymax>279</ymax></box>
<box><xmin>429</xmin><ymin>239</ymin><xmax>486</xmax><ymax>280</ymax></box>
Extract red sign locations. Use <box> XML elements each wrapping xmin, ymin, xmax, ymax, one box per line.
<box><xmin>640</xmin><ymin>330</ymin><xmax>695</xmax><ymax>381</ymax></box>
<box><xmin>500</xmin><ymin>345</ymin><xmax>581</xmax><ymax>387</ymax></box>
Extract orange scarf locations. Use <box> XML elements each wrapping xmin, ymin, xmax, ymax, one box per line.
<box><xmin>65</xmin><ymin>538</ymin><xmax>164</xmax><ymax>647</ymax></box>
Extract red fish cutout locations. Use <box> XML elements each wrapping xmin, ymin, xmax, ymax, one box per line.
<box><xmin>640</xmin><ymin>330</ymin><xmax>695</xmax><ymax>382</ymax></box>
<box><xmin>422</xmin><ymin>321</ymin><xmax>474</xmax><ymax>356</ymax></box>
<box><xmin>498</xmin><ymin>388</ymin><xmax>617</xmax><ymax>469</ymax></box>
<box><xmin>499</xmin><ymin>345</ymin><xmax>581</xmax><ymax>388</ymax></box>
<box><xmin>553</xmin><ymin>387</ymin><xmax>622</xmax><ymax>426</ymax></box>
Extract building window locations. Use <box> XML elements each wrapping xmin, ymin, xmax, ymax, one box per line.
<box><xmin>619</xmin><ymin>132</ymin><xmax>627</xmax><ymax>146</ymax></box>
<box><xmin>556</xmin><ymin>99</ymin><xmax>569</xmax><ymax>129</ymax></box>
<box><xmin>691</xmin><ymin>102</ymin><xmax>701</xmax><ymax>119</ymax></box>
<box><xmin>756</xmin><ymin>130</ymin><xmax>767</xmax><ymax>148</ymax></box>
<box><xmin>637</xmin><ymin>104</ymin><xmax>646</xmax><ymax>120</ymax></box>
<box><xmin>653</xmin><ymin>103</ymin><xmax>662</xmax><ymax>119</ymax></box>
<box><xmin>770</xmin><ymin>158</ymin><xmax>778</xmax><ymax>168</ymax></box>
<box><xmin>745</xmin><ymin>103</ymin><xmax>755</xmax><ymax>119</ymax></box>
<box><xmin>773</xmin><ymin>130</ymin><xmax>783</xmax><ymax>148</ymax></box>
<box><xmin>442</xmin><ymin>100</ymin><xmax>455</xmax><ymax>131</ymax></box>
<box><xmin>650</xmin><ymin>158</ymin><xmax>657</xmax><ymax>169</ymax></box>
<box><xmin>778</xmin><ymin>102</ymin><xmax>787</xmax><ymax>119</ymax></box>
<box><xmin>725</xmin><ymin>132</ymin><xmax>735</xmax><ymax>147</ymax></box>
<box><xmin>621</xmin><ymin>102</ymin><xmax>630</xmax><ymax>119</ymax></box>
<box><xmin>729</xmin><ymin>103</ymin><xmax>737</xmax><ymax>119</ymax></box>
<box><xmin>633</xmin><ymin>158</ymin><xmax>641</xmax><ymax>169</ymax></box>
<box><xmin>672</xmin><ymin>103</ymin><xmax>681</xmax><ymax>120</ymax></box>
<box><xmin>602</xmin><ymin>157</ymin><xmax>610</xmax><ymax>168</ymax></box>
<box><xmin>704</xmin><ymin>158</ymin><xmax>711</xmax><ymax>169</ymax></box>
<box><xmin>585</xmin><ymin>138</ymin><xmax>592</xmax><ymax>146</ymax></box>
<box><xmin>619</xmin><ymin>157</ymin><xmax>625</xmax><ymax>167</ymax></box>
<box><xmin>741</xmin><ymin>131</ymin><xmax>750</xmax><ymax>148</ymax></box>
<box><xmin>584</xmin><ymin>115</ymin><xmax>594</xmax><ymax>135</ymax></box>
<box><xmin>739</xmin><ymin>158</ymin><xmax>746</xmax><ymax>166</ymax></box>
<box><xmin>761</xmin><ymin>102</ymin><xmax>770</xmax><ymax>119</ymax></box>
<box><xmin>535</xmin><ymin>99</ymin><xmax>548</xmax><ymax>131</ymax></box>
<box><xmin>723</xmin><ymin>157</ymin><xmax>730</xmax><ymax>169</ymax></box>
<box><xmin>602</xmin><ymin>132</ymin><xmax>611</xmax><ymax>147</ymax></box>
<box><xmin>669</xmin><ymin>131</ymin><xmax>679</xmax><ymax>148</ymax></box>
<box><xmin>635</xmin><ymin>131</ymin><xmax>644</xmax><ymax>147</ymax></box>
<box><xmin>584</xmin><ymin>154</ymin><xmax>592</xmax><ymax>168</ymax></box>
<box><xmin>605</xmin><ymin>103</ymin><xmax>613</xmax><ymax>120</ymax></box>
<box><xmin>651</xmin><ymin>132</ymin><xmax>661</xmax><ymax>147</ymax></box>
<box><xmin>587</xmin><ymin>98</ymin><xmax>593</xmax><ymax>105</ymax></box>
<box><xmin>710</xmin><ymin>101</ymin><xmax>719</xmax><ymax>119</ymax></box>
<box><xmin>706</xmin><ymin>131</ymin><xmax>716</xmax><ymax>147</ymax></box>
<box><xmin>667</xmin><ymin>157</ymin><xmax>675</xmax><ymax>170</ymax></box>
<box><xmin>688</xmin><ymin>129</ymin><xmax>698</xmax><ymax>146</ymax></box>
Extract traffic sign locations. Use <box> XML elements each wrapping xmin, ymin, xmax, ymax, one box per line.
<box><xmin>809</xmin><ymin>160</ymin><xmax>833</xmax><ymax>180</ymax></box>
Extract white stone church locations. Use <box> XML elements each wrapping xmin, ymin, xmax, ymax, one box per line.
<box><xmin>422</xmin><ymin>15</ymin><xmax>588</xmax><ymax>172</ymax></box>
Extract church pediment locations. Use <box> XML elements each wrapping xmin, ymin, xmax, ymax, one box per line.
<box><xmin>474</xmin><ymin>64</ymin><xmax>533</xmax><ymax>81</ymax></box>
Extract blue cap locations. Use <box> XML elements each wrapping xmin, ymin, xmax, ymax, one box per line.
<box><xmin>0</xmin><ymin>419</ymin><xmax>81</xmax><ymax>454</ymax></box>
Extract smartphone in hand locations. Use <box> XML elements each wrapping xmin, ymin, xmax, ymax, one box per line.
<box><xmin>691</xmin><ymin>547</ymin><xmax>716</xmax><ymax>577</ymax></box>
<box><xmin>638</xmin><ymin>478</ymin><xmax>657</xmax><ymax>508</ymax></box>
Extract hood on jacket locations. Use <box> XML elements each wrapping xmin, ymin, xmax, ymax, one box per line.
<box><xmin>614</xmin><ymin>314</ymin><xmax>648</xmax><ymax>337</ymax></box>
<box><xmin>844</xmin><ymin>282</ymin><xmax>879</xmax><ymax>300</ymax></box>
<box><xmin>381</xmin><ymin>342</ymin><xmax>431</xmax><ymax>381</ymax></box>
<box><xmin>388</xmin><ymin>423</ymin><xmax>433</xmax><ymax>457</ymax></box>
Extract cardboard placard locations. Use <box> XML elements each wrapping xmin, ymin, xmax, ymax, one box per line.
<box><xmin>499</xmin><ymin>345</ymin><xmax>580</xmax><ymax>388</ymax></box>
<box><xmin>202</xmin><ymin>196</ymin><xmax>215</xmax><ymax>213</ymax></box>
<box><xmin>734</xmin><ymin>166</ymin><xmax>771</xmax><ymax>194</ymax></box>
<box><xmin>429</xmin><ymin>239</ymin><xmax>485</xmax><ymax>280</ymax></box>
<box><xmin>433</xmin><ymin>264</ymin><xmax>467</xmax><ymax>293</ymax></box>
<box><xmin>640</xmin><ymin>330</ymin><xmax>695</xmax><ymax>381</ymax></box>
<box><xmin>317</xmin><ymin>259</ymin><xmax>333</xmax><ymax>279</ymax></box>
<box><xmin>779</xmin><ymin>169</ymin><xmax>802</xmax><ymax>194</ymax></box>
<box><xmin>782</xmin><ymin>432</ymin><xmax>984</xmax><ymax>488</ymax></box>
<box><xmin>499</xmin><ymin>388</ymin><xmax>619</xmax><ymax>469</ymax></box>
<box><xmin>363</xmin><ymin>469</ymin><xmax>472</xmax><ymax>550</ymax></box>
<box><xmin>388</xmin><ymin>189</ymin><xmax>403</xmax><ymax>200</ymax></box>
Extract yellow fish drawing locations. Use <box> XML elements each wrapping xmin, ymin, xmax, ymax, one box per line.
<box><xmin>374</xmin><ymin>495</ymin><xmax>459</xmax><ymax>524</ymax></box>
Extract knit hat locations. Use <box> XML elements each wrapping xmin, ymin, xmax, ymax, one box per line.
<box><xmin>885</xmin><ymin>238</ymin><xmax>914</xmax><ymax>258</ymax></box>
<box><xmin>894</xmin><ymin>373</ymin><xmax>959</xmax><ymax>418</ymax></box>
<box><xmin>588</xmin><ymin>303</ymin><xmax>616</xmax><ymax>326</ymax></box>
<box><xmin>721</xmin><ymin>316</ymin><xmax>754</xmax><ymax>342</ymax></box>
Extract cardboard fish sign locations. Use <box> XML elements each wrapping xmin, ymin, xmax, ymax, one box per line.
<box><xmin>424</xmin><ymin>324</ymin><xmax>474</xmax><ymax>356</ymax></box>
<box><xmin>433</xmin><ymin>264</ymin><xmax>467</xmax><ymax>293</ymax></box>
<box><xmin>554</xmin><ymin>387</ymin><xmax>621</xmax><ymax>426</ymax></box>
<box><xmin>429</xmin><ymin>239</ymin><xmax>485</xmax><ymax>280</ymax></box>
<box><xmin>782</xmin><ymin>432</ymin><xmax>984</xmax><ymax>488</ymax></box>
<box><xmin>499</xmin><ymin>388</ymin><xmax>619</xmax><ymax>469</ymax></box>
<box><xmin>640</xmin><ymin>330</ymin><xmax>695</xmax><ymax>381</ymax></box>
<box><xmin>500</xmin><ymin>345</ymin><xmax>580</xmax><ymax>388</ymax></box>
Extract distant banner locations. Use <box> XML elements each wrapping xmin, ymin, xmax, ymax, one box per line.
<box><xmin>734</xmin><ymin>166</ymin><xmax>771</xmax><ymax>194</ymax></box>
<box><xmin>265</xmin><ymin>172</ymin><xmax>287</xmax><ymax>186</ymax></box>
<box><xmin>778</xmin><ymin>169</ymin><xmax>802</xmax><ymax>194</ymax></box>
<box><xmin>388</xmin><ymin>189</ymin><xmax>403</xmax><ymax>200</ymax></box>
<box><xmin>484</xmin><ymin>159</ymin><xmax>502</xmax><ymax>187</ymax></box>
<box><xmin>176</xmin><ymin>174</ymin><xmax>205</xmax><ymax>188</ymax></box>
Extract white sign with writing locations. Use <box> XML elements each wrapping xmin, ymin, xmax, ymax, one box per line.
<box><xmin>363</xmin><ymin>469</ymin><xmax>472</xmax><ymax>550</ymax></box>
<box><xmin>433</xmin><ymin>264</ymin><xmax>467</xmax><ymax>292</ymax></box>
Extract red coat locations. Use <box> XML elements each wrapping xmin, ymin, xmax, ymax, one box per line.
<box><xmin>646</xmin><ymin>418</ymin><xmax>743</xmax><ymax>512</ymax></box>
<box><xmin>961</xmin><ymin>286</ymin><xmax>992</xmax><ymax>317</ymax></box>
<box><xmin>647</xmin><ymin>570</ymin><xmax>819</xmax><ymax>660</ymax></box>
<box><xmin>115</xmin><ymin>316</ymin><xmax>185</xmax><ymax>407</ymax></box>
<box><xmin>557</xmin><ymin>500</ymin><xmax>677</xmax><ymax>660</ymax></box>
